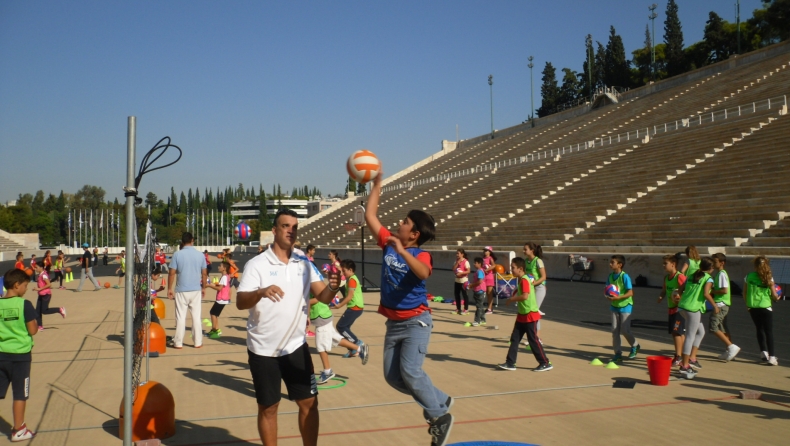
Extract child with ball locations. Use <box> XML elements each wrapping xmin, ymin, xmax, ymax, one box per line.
<box><xmin>204</xmin><ymin>261</ymin><xmax>231</xmax><ymax>338</ymax></box>
<box><xmin>364</xmin><ymin>164</ymin><xmax>454</xmax><ymax>446</ymax></box>
<box><xmin>606</xmin><ymin>255</ymin><xmax>640</xmax><ymax>363</ymax></box>
<box><xmin>657</xmin><ymin>254</ymin><xmax>686</xmax><ymax>366</ymax></box>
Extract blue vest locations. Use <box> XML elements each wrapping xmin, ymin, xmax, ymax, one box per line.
<box><xmin>380</xmin><ymin>245</ymin><xmax>430</xmax><ymax>310</ymax></box>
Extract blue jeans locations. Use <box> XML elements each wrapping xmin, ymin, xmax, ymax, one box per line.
<box><xmin>336</xmin><ymin>308</ymin><xmax>363</xmax><ymax>344</ymax></box>
<box><xmin>383</xmin><ymin>311</ymin><xmax>449</xmax><ymax>420</ymax></box>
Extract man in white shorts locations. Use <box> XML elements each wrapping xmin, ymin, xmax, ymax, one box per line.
<box><xmin>237</xmin><ymin>209</ymin><xmax>368</xmax><ymax>446</ymax></box>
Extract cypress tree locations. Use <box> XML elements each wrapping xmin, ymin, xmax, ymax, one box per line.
<box><xmin>537</xmin><ymin>62</ymin><xmax>559</xmax><ymax>117</ymax></box>
<box><xmin>664</xmin><ymin>0</ymin><xmax>686</xmax><ymax>76</ymax></box>
<box><xmin>604</xmin><ymin>26</ymin><xmax>630</xmax><ymax>88</ymax></box>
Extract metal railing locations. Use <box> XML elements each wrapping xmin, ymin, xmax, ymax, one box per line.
<box><xmin>383</xmin><ymin>94</ymin><xmax>787</xmax><ymax>192</ymax></box>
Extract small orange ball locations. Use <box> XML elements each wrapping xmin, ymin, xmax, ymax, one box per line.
<box><xmin>494</xmin><ymin>264</ymin><xmax>506</xmax><ymax>275</ymax></box>
<box><xmin>24</xmin><ymin>268</ymin><xmax>33</xmax><ymax>276</ymax></box>
<box><xmin>104</xmin><ymin>282</ymin><xmax>111</xmax><ymax>288</ymax></box>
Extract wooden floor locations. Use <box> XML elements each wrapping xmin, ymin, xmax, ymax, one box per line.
<box><xmin>7</xmin><ymin>273</ymin><xmax>789</xmax><ymax>446</ymax></box>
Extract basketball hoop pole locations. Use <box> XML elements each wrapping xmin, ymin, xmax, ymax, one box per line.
<box><xmin>122</xmin><ymin>117</ymin><xmax>136</xmax><ymax>446</ymax></box>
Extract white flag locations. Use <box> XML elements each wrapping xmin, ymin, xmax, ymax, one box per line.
<box><xmin>100</xmin><ymin>211</ymin><xmax>103</xmax><ymax>229</ymax></box>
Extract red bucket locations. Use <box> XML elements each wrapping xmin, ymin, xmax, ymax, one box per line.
<box><xmin>646</xmin><ymin>355</ymin><xmax>673</xmax><ymax>386</ymax></box>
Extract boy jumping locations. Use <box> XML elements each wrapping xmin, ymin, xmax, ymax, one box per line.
<box><xmin>365</xmin><ymin>171</ymin><xmax>453</xmax><ymax>446</ymax></box>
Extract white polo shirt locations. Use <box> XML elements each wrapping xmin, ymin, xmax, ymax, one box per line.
<box><xmin>238</xmin><ymin>246</ymin><xmax>323</xmax><ymax>357</ymax></box>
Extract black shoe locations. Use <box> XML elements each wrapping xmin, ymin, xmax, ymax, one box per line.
<box><xmin>446</xmin><ymin>396</ymin><xmax>454</xmax><ymax>411</ymax></box>
<box><xmin>427</xmin><ymin>413</ymin><xmax>454</xmax><ymax>446</ymax></box>
<box><xmin>533</xmin><ymin>363</ymin><xmax>553</xmax><ymax>372</ymax></box>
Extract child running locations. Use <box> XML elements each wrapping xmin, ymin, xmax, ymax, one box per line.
<box><xmin>452</xmin><ymin>249</ymin><xmax>470</xmax><ymax>315</ymax></box>
<box><xmin>744</xmin><ymin>255</ymin><xmax>780</xmax><ymax>365</ymax></box>
<box><xmin>675</xmin><ymin>257</ymin><xmax>718</xmax><ymax>379</ymax></box>
<box><xmin>606</xmin><ymin>255</ymin><xmax>640</xmax><ymax>363</ymax></box>
<box><xmin>497</xmin><ymin>257</ymin><xmax>552</xmax><ymax>372</ymax></box>
<box><xmin>309</xmin><ymin>286</ymin><xmax>368</xmax><ymax>384</ymax></box>
<box><xmin>0</xmin><ymin>269</ymin><xmax>39</xmax><ymax>441</ymax></box>
<box><xmin>225</xmin><ymin>253</ymin><xmax>240</xmax><ymax>288</ymax></box>
<box><xmin>657</xmin><ymin>254</ymin><xmax>686</xmax><ymax>366</ymax></box>
<box><xmin>710</xmin><ymin>253</ymin><xmax>740</xmax><ymax>361</ymax></box>
<box><xmin>32</xmin><ymin>262</ymin><xmax>65</xmax><ymax>330</ymax></box>
<box><xmin>334</xmin><ymin>259</ymin><xmax>365</xmax><ymax>356</ymax></box>
<box><xmin>205</xmin><ymin>261</ymin><xmax>232</xmax><ymax>339</ymax></box>
<box><xmin>52</xmin><ymin>252</ymin><xmax>66</xmax><ymax>290</ymax></box>
<box><xmin>365</xmin><ymin>170</ymin><xmax>453</xmax><ymax>446</ymax></box>
<box><xmin>483</xmin><ymin>247</ymin><xmax>497</xmax><ymax>314</ymax></box>
<box><xmin>464</xmin><ymin>258</ymin><xmax>487</xmax><ymax>327</ymax></box>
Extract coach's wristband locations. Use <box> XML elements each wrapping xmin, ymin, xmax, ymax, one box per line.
<box><xmin>328</xmin><ymin>285</ymin><xmax>340</xmax><ymax>293</ymax></box>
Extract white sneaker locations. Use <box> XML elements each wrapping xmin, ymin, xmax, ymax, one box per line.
<box><xmin>760</xmin><ymin>351</ymin><xmax>770</xmax><ymax>362</ymax></box>
<box><xmin>725</xmin><ymin>344</ymin><xmax>741</xmax><ymax>362</ymax></box>
<box><xmin>10</xmin><ymin>424</ymin><xmax>35</xmax><ymax>442</ymax></box>
<box><xmin>768</xmin><ymin>356</ymin><xmax>778</xmax><ymax>366</ymax></box>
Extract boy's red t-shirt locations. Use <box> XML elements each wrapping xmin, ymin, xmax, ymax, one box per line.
<box><xmin>376</xmin><ymin>227</ymin><xmax>433</xmax><ymax>321</ymax></box>
<box><xmin>15</xmin><ymin>261</ymin><xmax>24</xmax><ymax>270</ymax></box>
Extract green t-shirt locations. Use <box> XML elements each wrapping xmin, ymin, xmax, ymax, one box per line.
<box><xmin>0</xmin><ymin>297</ymin><xmax>34</xmax><ymax>357</ymax></box>
<box><xmin>526</xmin><ymin>257</ymin><xmax>545</xmax><ymax>287</ymax></box>
<box><xmin>713</xmin><ymin>269</ymin><xmax>731</xmax><ymax>306</ymax></box>
<box><xmin>664</xmin><ymin>272</ymin><xmax>684</xmax><ymax>309</ymax></box>
<box><xmin>679</xmin><ymin>272</ymin><xmax>711</xmax><ymax>313</ymax></box>
<box><xmin>346</xmin><ymin>274</ymin><xmax>364</xmax><ymax>309</ymax></box>
<box><xmin>744</xmin><ymin>272</ymin><xmax>772</xmax><ymax>309</ymax></box>
<box><xmin>686</xmin><ymin>258</ymin><xmax>700</xmax><ymax>278</ymax></box>
<box><xmin>516</xmin><ymin>274</ymin><xmax>539</xmax><ymax>315</ymax></box>
<box><xmin>607</xmin><ymin>272</ymin><xmax>633</xmax><ymax>308</ymax></box>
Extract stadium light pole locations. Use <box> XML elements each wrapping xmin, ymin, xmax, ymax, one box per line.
<box><xmin>488</xmin><ymin>74</ymin><xmax>494</xmax><ymax>139</ymax></box>
<box><xmin>649</xmin><ymin>4</ymin><xmax>658</xmax><ymax>81</ymax></box>
<box><xmin>736</xmin><ymin>0</ymin><xmax>741</xmax><ymax>55</ymax></box>
<box><xmin>528</xmin><ymin>56</ymin><xmax>535</xmax><ymax>127</ymax></box>
<box><xmin>586</xmin><ymin>34</ymin><xmax>593</xmax><ymax>102</ymax></box>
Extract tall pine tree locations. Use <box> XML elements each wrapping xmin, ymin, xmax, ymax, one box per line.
<box><xmin>604</xmin><ymin>26</ymin><xmax>630</xmax><ymax>88</ymax></box>
<box><xmin>664</xmin><ymin>0</ymin><xmax>686</xmax><ymax>76</ymax></box>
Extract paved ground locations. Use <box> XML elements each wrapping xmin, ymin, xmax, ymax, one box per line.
<box><xmin>1</xmin><ymin>257</ymin><xmax>788</xmax><ymax>445</ymax></box>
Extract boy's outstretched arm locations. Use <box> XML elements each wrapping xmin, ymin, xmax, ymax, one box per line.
<box><xmin>365</xmin><ymin>170</ymin><xmax>383</xmax><ymax>237</ymax></box>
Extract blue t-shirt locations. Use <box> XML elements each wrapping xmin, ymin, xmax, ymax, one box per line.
<box><xmin>170</xmin><ymin>246</ymin><xmax>206</xmax><ymax>292</ymax></box>
<box><xmin>609</xmin><ymin>272</ymin><xmax>633</xmax><ymax>313</ymax></box>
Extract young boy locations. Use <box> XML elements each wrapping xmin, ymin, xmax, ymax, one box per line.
<box><xmin>657</xmin><ymin>254</ymin><xmax>686</xmax><ymax>366</ymax></box>
<box><xmin>606</xmin><ymin>255</ymin><xmax>640</xmax><ymax>363</ymax></box>
<box><xmin>114</xmin><ymin>250</ymin><xmax>126</xmax><ymax>289</ymax></box>
<box><xmin>0</xmin><ymin>269</ymin><xmax>39</xmax><ymax>441</ymax></box>
<box><xmin>204</xmin><ymin>262</ymin><xmax>231</xmax><ymax>338</ymax></box>
<box><xmin>225</xmin><ymin>253</ymin><xmax>240</xmax><ymax>288</ymax></box>
<box><xmin>14</xmin><ymin>254</ymin><xmax>24</xmax><ymax>272</ymax></box>
<box><xmin>309</xmin><ymin>289</ymin><xmax>367</xmax><ymax>384</ymax></box>
<box><xmin>464</xmin><ymin>258</ymin><xmax>488</xmax><ymax>327</ymax></box>
<box><xmin>710</xmin><ymin>253</ymin><xmax>740</xmax><ymax>361</ymax></box>
<box><xmin>365</xmin><ymin>171</ymin><xmax>453</xmax><ymax>446</ymax></box>
<box><xmin>497</xmin><ymin>257</ymin><xmax>552</xmax><ymax>372</ymax></box>
<box><xmin>335</xmin><ymin>260</ymin><xmax>365</xmax><ymax>355</ymax></box>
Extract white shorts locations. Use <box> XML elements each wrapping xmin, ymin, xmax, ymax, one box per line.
<box><xmin>314</xmin><ymin>322</ymin><xmax>343</xmax><ymax>353</ymax></box>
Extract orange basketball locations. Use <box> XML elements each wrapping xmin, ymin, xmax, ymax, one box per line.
<box><xmin>217</xmin><ymin>253</ymin><xmax>224</xmax><ymax>260</ymax></box>
<box><xmin>24</xmin><ymin>268</ymin><xmax>33</xmax><ymax>276</ymax></box>
<box><xmin>104</xmin><ymin>282</ymin><xmax>111</xmax><ymax>288</ymax></box>
<box><xmin>64</xmin><ymin>266</ymin><xmax>72</xmax><ymax>273</ymax></box>
<box><xmin>346</xmin><ymin>149</ymin><xmax>381</xmax><ymax>184</ymax></box>
<box><xmin>494</xmin><ymin>264</ymin><xmax>506</xmax><ymax>274</ymax></box>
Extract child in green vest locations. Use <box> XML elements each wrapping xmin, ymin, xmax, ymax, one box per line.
<box><xmin>674</xmin><ymin>257</ymin><xmax>718</xmax><ymax>379</ymax></box>
<box><xmin>0</xmin><ymin>269</ymin><xmax>39</xmax><ymax>441</ymax></box>
<box><xmin>681</xmin><ymin>245</ymin><xmax>701</xmax><ymax>278</ymax></box>
<box><xmin>114</xmin><ymin>250</ymin><xmax>126</xmax><ymax>289</ymax></box>
<box><xmin>744</xmin><ymin>255</ymin><xmax>780</xmax><ymax>366</ymax></box>
<box><xmin>657</xmin><ymin>254</ymin><xmax>686</xmax><ymax>366</ymax></box>
<box><xmin>606</xmin><ymin>255</ymin><xmax>640</xmax><ymax>363</ymax></box>
<box><xmin>335</xmin><ymin>260</ymin><xmax>365</xmax><ymax>357</ymax></box>
<box><xmin>497</xmin><ymin>257</ymin><xmax>552</xmax><ymax>372</ymax></box>
<box><xmin>310</xmin><ymin>292</ymin><xmax>368</xmax><ymax>385</ymax></box>
<box><xmin>710</xmin><ymin>253</ymin><xmax>740</xmax><ymax>362</ymax></box>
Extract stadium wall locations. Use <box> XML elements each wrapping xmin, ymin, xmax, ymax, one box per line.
<box><xmin>458</xmin><ymin>40</ymin><xmax>790</xmax><ymax>150</ymax></box>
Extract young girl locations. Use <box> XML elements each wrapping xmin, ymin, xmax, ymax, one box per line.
<box><xmin>453</xmin><ymin>249</ymin><xmax>470</xmax><ymax>315</ymax></box>
<box><xmin>205</xmin><ymin>261</ymin><xmax>232</xmax><ymax>338</ymax></box>
<box><xmin>744</xmin><ymin>256</ymin><xmax>780</xmax><ymax>366</ymax></box>
<box><xmin>33</xmin><ymin>262</ymin><xmax>65</xmax><ymax>329</ymax></box>
<box><xmin>681</xmin><ymin>246</ymin><xmax>701</xmax><ymax>278</ymax></box>
<box><xmin>524</xmin><ymin>242</ymin><xmax>547</xmax><ymax>340</ymax></box>
<box><xmin>675</xmin><ymin>257</ymin><xmax>717</xmax><ymax>379</ymax></box>
<box><xmin>52</xmin><ymin>252</ymin><xmax>66</xmax><ymax>289</ymax></box>
<box><xmin>483</xmin><ymin>247</ymin><xmax>497</xmax><ymax>314</ymax></box>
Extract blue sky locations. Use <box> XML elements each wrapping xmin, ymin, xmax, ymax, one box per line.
<box><xmin>0</xmin><ymin>0</ymin><xmax>764</xmax><ymax>204</ymax></box>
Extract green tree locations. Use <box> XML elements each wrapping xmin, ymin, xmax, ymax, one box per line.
<box><xmin>703</xmin><ymin>11</ymin><xmax>731</xmax><ymax>63</ymax></box>
<box><xmin>179</xmin><ymin>192</ymin><xmax>187</xmax><ymax>213</ymax></box>
<box><xmin>604</xmin><ymin>26</ymin><xmax>630</xmax><ymax>88</ymax></box>
<box><xmin>74</xmin><ymin>185</ymin><xmax>106</xmax><ymax>209</ymax></box>
<box><xmin>632</xmin><ymin>25</ymin><xmax>653</xmax><ymax>86</ymax></box>
<box><xmin>558</xmin><ymin>68</ymin><xmax>581</xmax><ymax>107</ymax></box>
<box><xmin>145</xmin><ymin>192</ymin><xmax>158</xmax><ymax>208</ymax></box>
<box><xmin>537</xmin><ymin>62</ymin><xmax>559</xmax><ymax>117</ymax></box>
<box><xmin>356</xmin><ymin>181</ymin><xmax>367</xmax><ymax>196</ymax></box>
<box><xmin>347</xmin><ymin>176</ymin><xmax>357</xmax><ymax>195</ymax></box>
<box><xmin>664</xmin><ymin>0</ymin><xmax>686</xmax><ymax>76</ymax></box>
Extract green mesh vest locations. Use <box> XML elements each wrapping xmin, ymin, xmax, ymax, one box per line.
<box><xmin>0</xmin><ymin>297</ymin><xmax>33</xmax><ymax>354</ymax></box>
